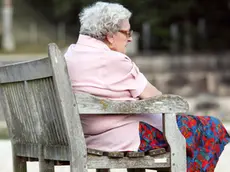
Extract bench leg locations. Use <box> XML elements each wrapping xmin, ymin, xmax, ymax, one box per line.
<box><xmin>13</xmin><ymin>156</ymin><xmax>27</xmax><ymax>172</ymax></box>
<box><xmin>39</xmin><ymin>159</ymin><xmax>54</xmax><ymax>172</ymax></box>
<box><xmin>164</xmin><ymin>113</ymin><xmax>186</xmax><ymax>172</ymax></box>
<box><xmin>127</xmin><ymin>169</ymin><xmax>145</xmax><ymax>172</ymax></box>
<box><xmin>96</xmin><ymin>169</ymin><xmax>110</xmax><ymax>172</ymax></box>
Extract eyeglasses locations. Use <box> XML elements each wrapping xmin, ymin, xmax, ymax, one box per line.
<box><xmin>118</xmin><ymin>29</ymin><xmax>133</xmax><ymax>38</ymax></box>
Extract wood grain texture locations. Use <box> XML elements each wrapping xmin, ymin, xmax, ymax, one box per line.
<box><xmin>163</xmin><ymin>113</ymin><xmax>187</xmax><ymax>172</ymax></box>
<box><xmin>148</xmin><ymin>148</ymin><xmax>166</xmax><ymax>156</ymax></box>
<box><xmin>14</xmin><ymin>143</ymin><xmax>39</xmax><ymax>158</ymax></box>
<box><xmin>87</xmin><ymin>153</ymin><xmax>170</xmax><ymax>169</ymax></box>
<box><xmin>48</xmin><ymin>43</ymin><xmax>87</xmax><ymax>172</ymax></box>
<box><xmin>87</xmin><ymin>148</ymin><xmax>104</xmax><ymax>156</ymax></box>
<box><xmin>0</xmin><ymin>58</ymin><xmax>52</xmax><ymax>83</ymax></box>
<box><xmin>27</xmin><ymin>78</ymin><xmax>68</xmax><ymax>146</ymax></box>
<box><xmin>0</xmin><ymin>78</ymin><xmax>70</xmax><ymax>157</ymax></box>
<box><xmin>126</xmin><ymin>152</ymin><xmax>145</xmax><ymax>158</ymax></box>
<box><xmin>75</xmin><ymin>93</ymin><xmax>189</xmax><ymax>114</ymax></box>
<box><xmin>39</xmin><ymin>144</ymin><xmax>55</xmax><ymax>172</ymax></box>
<box><xmin>0</xmin><ymin>81</ymin><xmax>42</xmax><ymax>162</ymax></box>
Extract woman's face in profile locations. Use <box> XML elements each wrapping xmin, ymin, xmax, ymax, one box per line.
<box><xmin>109</xmin><ymin>19</ymin><xmax>132</xmax><ymax>54</ymax></box>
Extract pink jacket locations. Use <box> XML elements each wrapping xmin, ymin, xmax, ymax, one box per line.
<box><xmin>64</xmin><ymin>34</ymin><xmax>162</xmax><ymax>152</ymax></box>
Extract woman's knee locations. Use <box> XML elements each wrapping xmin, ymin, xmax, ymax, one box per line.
<box><xmin>208</xmin><ymin>116</ymin><xmax>223</xmax><ymax>126</ymax></box>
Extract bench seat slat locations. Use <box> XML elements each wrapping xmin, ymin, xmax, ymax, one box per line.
<box><xmin>148</xmin><ymin>148</ymin><xmax>166</xmax><ymax>156</ymax></box>
<box><xmin>14</xmin><ymin>143</ymin><xmax>170</xmax><ymax>169</ymax></box>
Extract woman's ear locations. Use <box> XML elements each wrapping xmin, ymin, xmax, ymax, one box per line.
<box><xmin>106</xmin><ymin>33</ymin><xmax>114</xmax><ymax>45</ymax></box>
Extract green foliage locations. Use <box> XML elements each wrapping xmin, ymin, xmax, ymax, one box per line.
<box><xmin>25</xmin><ymin>0</ymin><xmax>230</xmax><ymax>51</ymax></box>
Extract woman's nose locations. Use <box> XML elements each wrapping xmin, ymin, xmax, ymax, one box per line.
<box><xmin>128</xmin><ymin>36</ymin><xmax>132</xmax><ymax>42</ymax></box>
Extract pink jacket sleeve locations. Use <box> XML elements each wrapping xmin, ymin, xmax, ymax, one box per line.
<box><xmin>104</xmin><ymin>55</ymin><xmax>148</xmax><ymax>98</ymax></box>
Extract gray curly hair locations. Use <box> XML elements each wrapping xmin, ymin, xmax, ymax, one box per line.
<box><xmin>79</xmin><ymin>1</ymin><xmax>132</xmax><ymax>40</ymax></box>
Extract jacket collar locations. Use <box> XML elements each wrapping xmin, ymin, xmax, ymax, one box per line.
<box><xmin>76</xmin><ymin>34</ymin><xmax>110</xmax><ymax>50</ymax></box>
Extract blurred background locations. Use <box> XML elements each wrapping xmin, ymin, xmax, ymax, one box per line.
<box><xmin>0</xmin><ymin>0</ymin><xmax>230</xmax><ymax>127</ymax></box>
<box><xmin>2</xmin><ymin>0</ymin><xmax>229</xmax><ymax>117</ymax></box>
<box><xmin>1</xmin><ymin>0</ymin><xmax>230</xmax><ymax>52</ymax></box>
<box><xmin>0</xmin><ymin>0</ymin><xmax>230</xmax><ymax>171</ymax></box>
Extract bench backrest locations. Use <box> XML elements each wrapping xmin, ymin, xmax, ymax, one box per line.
<box><xmin>0</xmin><ymin>44</ymin><xmax>86</xmax><ymax>161</ymax></box>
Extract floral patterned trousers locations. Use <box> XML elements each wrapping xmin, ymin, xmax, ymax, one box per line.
<box><xmin>138</xmin><ymin>115</ymin><xmax>230</xmax><ymax>172</ymax></box>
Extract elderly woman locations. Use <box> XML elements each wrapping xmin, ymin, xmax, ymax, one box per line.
<box><xmin>64</xmin><ymin>1</ymin><xmax>230</xmax><ymax>171</ymax></box>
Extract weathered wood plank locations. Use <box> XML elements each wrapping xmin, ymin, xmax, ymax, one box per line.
<box><xmin>0</xmin><ymin>82</ymin><xmax>42</xmax><ymax>150</ymax></box>
<box><xmin>163</xmin><ymin>113</ymin><xmax>186</xmax><ymax>172</ymax></box>
<box><xmin>126</xmin><ymin>152</ymin><xmax>145</xmax><ymax>158</ymax></box>
<box><xmin>148</xmin><ymin>148</ymin><xmax>166</xmax><ymax>156</ymax></box>
<box><xmin>0</xmin><ymin>58</ymin><xmax>52</xmax><ymax>83</ymax></box>
<box><xmin>75</xmin><ymin>93</ymin><xmax>189</xmax><ymax>114</ymax></box>
<box><xmin>14</xmin><ymin>143</ymin><xmax>70</xmax><ymax>161</ymax></box>
<box><xmin>15</xmin><ymin>143</ymin><xmax>39</xmax><ymax>159</ymax></box>
<box><xmin>87</xmin><ymin>153</ymin><xmax>170</xmax><ymax>169</ymax></box>
<box><xmin>87</xmin><ymin>148</ymin><xmax>103</xmax><ymax>156</ymax></box>
<box><xmin>27</xmin><ymin>78</ymin><xmax>68</xmax><ymax>145</ymax></box>
<box><xmin>105</xmin><ymin>152</ymin><xmax>124</xmax><ymax>158</ymax></box>
<box><xmin>39</xmin><ymin>144</ymin><xmax>55</xmax><ymax>172</ymax></box>
<box><xmin>48</xmin><ymin>43</ymin><xmax>87</xmax><ymax>172</ymax></box>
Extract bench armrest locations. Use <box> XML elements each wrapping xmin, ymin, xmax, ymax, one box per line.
<box><xmin>75</xmin><ymin>92</ymin><xmax>189</xmax><ymax>114</ymax></box>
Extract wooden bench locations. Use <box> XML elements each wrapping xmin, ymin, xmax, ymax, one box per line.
<box><xmin>0</xmin><ymin>43</ymin><xmax>188</xmax><ymax>172</ymax></box>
